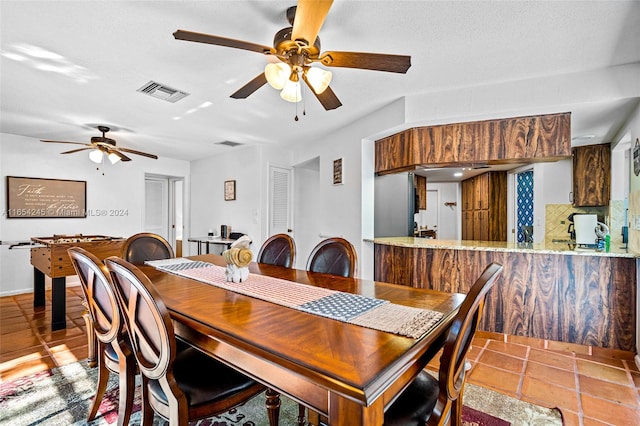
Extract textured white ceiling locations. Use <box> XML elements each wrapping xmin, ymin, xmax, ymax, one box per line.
<box><xmin>1</xmin><ymin>1</ymin><xmax>639</xmax><ymax>162</ymax></box>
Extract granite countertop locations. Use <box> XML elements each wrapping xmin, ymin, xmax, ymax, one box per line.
<box><xmin>368</xmin><ymin>237</ymin><xmax>637</xmax><ymax>258</ymax></box>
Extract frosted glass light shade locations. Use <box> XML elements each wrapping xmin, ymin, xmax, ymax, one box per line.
<box><xmin>89</xmin><ymin>150</ymin><xmax>103</xmax><ymax>163</ymax></box>
<box><xmin>305</xmin><ymin>67</ymin><xmax>332</xmax><ymax>94</ymax></box>
<box><xmin>265</xmin><ymin>63</ymin><xmax>289</xmax><ymax>90</ymax></box>
<box><xmin>108</xmin><ymin>152</ymin><xmax>121</xmax><ymax>164</ymax></box>
<box><xmin>280</xmin><ymin>80</ymin><xmax>301</xmax><ymax>103</ymax></box>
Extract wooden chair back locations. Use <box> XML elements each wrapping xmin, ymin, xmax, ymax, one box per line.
<box><xmin>257</xmin><ymin>234</ymin><xmax>296</xmax><ymax>268</ymax></box>
<box><xmin>68</xmin><ymin>247</ymin><xmax>123</xmax><ymax>344</ymax></box>
<box><xmin>121</xmin><ymin>232</ymin><xmax>174</xmax><ymax>265</ymax></box>
<box><xmin>105</xmin><ymin>256</ymin><xmax>176</xmax><ymax>381</ymax></box>
<box><xmin>68</xmin><ymin>247</ymin><xmax>136</xmax><ymax>425</ymax></box>
<box><xmin>436</xmin><ymin>262</ymin><xmax>503</xmax><ymax>424</ymax></box>
<box><xmin>306</xmin><ymin>237</ymin><xmax>357</xmax><ymax>278</ymax></box>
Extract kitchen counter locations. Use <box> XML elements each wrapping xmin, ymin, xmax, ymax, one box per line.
<box><xmin>372</xmin><ymin>237</ymin><xmax>636</xmax><ymax>351</ymax></box>
<box><xmin>369</xmin><ymin>236</ymin><xmax>636</xmax><ymax>258</ymax></box>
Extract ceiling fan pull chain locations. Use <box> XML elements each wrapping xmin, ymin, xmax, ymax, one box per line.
<box><xmin>302</xmin><ymin>82</ymin><xmax>307</xmax><ymax>117</ymax></box>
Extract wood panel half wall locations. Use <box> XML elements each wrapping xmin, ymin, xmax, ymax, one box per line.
<box><xmin>374</xmin><ymin>244</ymin><xmax>636</xmax><ymax>351</ymax></box>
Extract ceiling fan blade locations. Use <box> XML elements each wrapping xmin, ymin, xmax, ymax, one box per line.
<box><xmin>41</xmin><ymin>139</ymin><xmax>91</xmax><ymax>146</ymax></box>
<box><xmin>291</xmin><ymin>0</ymin><xmax>333</xmax><ymax>47</ymax></box>
<box><xmin>173</xmin><ymin>30</ymin><xmax>275</xmax><ymax>54</ymax></box>
<box><xmin>117</xmin><ymin>147</ymin><xmax>158</xmax><ymax>160</ymax></box>
<box><xmin>302</xmin><ymin>75</ymin><xmax>342</xmax><ymax>110</ymax></box>
<box><xmin>230</xmin><ymin>73</ymin><xmax>268</xmax><ymax>99</ymax></box>
<box><xmin>320</xmin><ymin>51</ymin><xmax>411</xmax><ymax>73</ymax></box>
<box><xmin>60</xmin><ymin>147</ymin><xmax>93</xmax><ymax>154</ymax></box>
<box><xmin>108</xmin><ymin>149</ymin><xmax>132</xmax><ymax>162</ymax></box>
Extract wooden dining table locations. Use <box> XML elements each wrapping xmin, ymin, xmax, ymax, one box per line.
<box><xmin>139</xmin><ymin>254</ymin><xmax>465</xmax><ymax>426</ymax></box>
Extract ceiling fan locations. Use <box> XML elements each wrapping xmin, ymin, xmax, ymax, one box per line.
<box><xmin>41</xmin><ymin>126</ymin><xmax>158</xmax><ymax>163</ymax></box>
<box><xmin>173</xmin><ymin>0</ymin><xmax>411</xmax><ymax>110</ymax></box>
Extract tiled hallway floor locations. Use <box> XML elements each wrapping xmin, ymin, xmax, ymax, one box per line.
<box><xmin>1</xmin><ymin>287</ymin><xmax>639</xmax><ymax>425</ymax></box>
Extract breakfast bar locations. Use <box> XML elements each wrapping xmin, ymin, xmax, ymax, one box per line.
<box><xmin>371</xmin><ymin>237</ymin><xmax>637</xmax><ymax>351</ymax></box>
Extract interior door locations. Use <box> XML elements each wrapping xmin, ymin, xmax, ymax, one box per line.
<box><xmin>145</xmin><ymin>176</ymin><xmax>169</xmax><ymax>240</ymax></box>
<box><xmin>144</xmin><ymin>175</ymin><xmax>184</xmax><ymax>253</ymax></box>
<box><xmin>269</xmin><ymin>165</ymin><xmax>293</xmax><ymax>237</ymax></box>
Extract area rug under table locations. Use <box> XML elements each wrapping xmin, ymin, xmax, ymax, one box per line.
<box><xmin>0</xmin><ymin>361</ymin><xmax>563</xmax><ymax>425</ymax></box>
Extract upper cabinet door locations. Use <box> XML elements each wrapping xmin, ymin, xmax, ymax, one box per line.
<box><xmin>572</xmin><ymin>144</ymin><xmax>611</xmax><ymax>207</ymax></box>
<box><xmin>414</xmin><ymin>175</ymin><xmax>427</xmax><ymax>210</ymax></box>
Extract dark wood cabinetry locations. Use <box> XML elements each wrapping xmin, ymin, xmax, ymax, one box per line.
<box><xmin>572</xmin><ymin>144</ymin><xmax>611</xmax><ymax>207</ymax></box>
<box><xmin>461</xmin><ymin>172</ymin><xmax>507</xmax><ymax>241</ymax></box>
<box><xmin>414</xmin><ymin>174</ymin><xmax>427</xmax><ymax>210</ymax></box>
<box><xmin>375</xmin><ymin>112</ymin><xmax>571</xmax><ymax>175</ymax></box>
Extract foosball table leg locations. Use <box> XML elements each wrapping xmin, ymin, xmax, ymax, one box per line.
<box><xmin>51</xmin><ymin>277</ymin><xmax>66</xmax><ymax>330</ymax></box>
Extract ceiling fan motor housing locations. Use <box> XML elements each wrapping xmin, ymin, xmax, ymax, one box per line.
<box><xmin>91</xmin><ymin>136</ymin><xmax>116</xmax><ymax>146</ymax></box>
<box><xmin>274</xmin><ymin>27</ymin><xmax>321</xmax><ymax>60</ymax></box>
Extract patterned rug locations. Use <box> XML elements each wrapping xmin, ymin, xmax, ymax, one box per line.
<box><xmin>0</xmin><ymin>361</ymin><xmax>563</xmax><ymax>425</ymax></box>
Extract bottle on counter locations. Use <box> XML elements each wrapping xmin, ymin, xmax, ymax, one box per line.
<box><xmin>605</xmin><ymin>234</ymin><xmax>611</xmax><ymax>252</ymax></box>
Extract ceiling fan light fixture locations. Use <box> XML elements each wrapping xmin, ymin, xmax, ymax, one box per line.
<box><xmin>89</xmin><ymin>149</ymin><xmax>103</xmax><ymax>163</ymax></box>
<box><xmin>280</xmin><ymin>79</ymin><xmax>301</xmax><ymax>103</ymax></box>
<box><xmin>264</xmin><ymin>62</ymin><xmax>289</xmax><ymax>89</ymax></box>
<box><xmin>305</xmin><ymin>67</ymin><xmax>332</xmax><ymax>94</ymax></box>
<box><xmin>108</xmin><ymin>152</ymin><xmax>121</xmax><ymax>164</ymax></box>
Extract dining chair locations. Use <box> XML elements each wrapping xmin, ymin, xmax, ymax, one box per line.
<box><xmin>121</xmin><ymin>232</ymin><xmax>175</xmax><ymax>265</ymax></box>
<box><xmin>301</xmin><ymin>237</ymin><xmax>358</xmax><ymax>424</ymax></box>
<box><xmin>104</xmin><ymin>256</ymin><xmax>278</xmax><ymax>426</ymax></box>
<box><xmin>257</xmin><ymin>233</ymin><xmax>296</xmax><ymax>268</ymax></box>
<box><xmin>383</xmin><ymin>263</ymin><xmax>504</xmax><ymax>426</ymax></box>
<box><xmin>306</xmin><ymin>237</ymin><xmax>357</xmax><ymax>278</ymax></box>
<box><xmin>67</xmin><ymin>247</ymin><xmax>136</xmax><ymax>426</ymax></box>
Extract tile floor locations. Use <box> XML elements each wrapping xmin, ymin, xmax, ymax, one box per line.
<box><xmin>1</xmin><ymin>287</ymin><xmax>639</xmax><ymax>425</ymax></box>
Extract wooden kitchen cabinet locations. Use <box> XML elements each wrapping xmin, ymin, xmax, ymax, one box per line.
<box><xmin>414</xmin><ymin>174</ymin><xmax>427</xmax><ymax>210</ymax></box>
<box><xmin>461</xmin><ymin>179</ymin><xmax>475</xmax><ymax>211</ymax></box>
<box><xmin>461</xmin><ymin>171</ymin><xmax>506</xmax><ymax>241</ymax></box>
<box><xmin>572</xmin><ymin>143</ymin><xmax>610</xmax><ymax>207</ymax></box>
<box><xmin>375</xmin><ymin>112</ymin><xmax>571</xmax><ymax>175</ymax></box>
<box><xmin>462</xmin><ymin>210</ymin><xmax>473</xmax><ymax>239</ymax></box>
<box><xmin>474</xmin><ymin>172</ymin><xmax>489</xmax><ymax>210</ymax></box>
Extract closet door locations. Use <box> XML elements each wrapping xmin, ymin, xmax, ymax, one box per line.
<box><xmin>269</xmin><ymin>165</ymin><xmax>293</xmax><ymax>237</ymax></box>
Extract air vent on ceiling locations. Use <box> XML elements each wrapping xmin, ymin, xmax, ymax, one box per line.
<box><xmin>137</xmin><ymin>81</ymin><xmax>189</xmax><ymax>103</ymax></box>
<box><xmin>216</xmin><ymin>141</ymin><xmax>243</xmax><ymax>147</ymax></box>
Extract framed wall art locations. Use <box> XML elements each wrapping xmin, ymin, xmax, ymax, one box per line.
<box><xmin>6</xmin><ymin>176</ymin><xmax>86</xmax><ymax>218</ymax></box>
<box><xmin>333</xmin><ymin>158</ymin><xmax>343</xmax><ymax>185</ymax></box>
<box><xmin>224</xmin><ymin>180</ymin><xmax>236</xmax><ymax>201</ymax></box>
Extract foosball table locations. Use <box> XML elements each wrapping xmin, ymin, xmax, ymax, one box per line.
<box><xmin>30</xmin><ymin>234</ymin><xmax>125</xmax><ymax>330</ymax></box>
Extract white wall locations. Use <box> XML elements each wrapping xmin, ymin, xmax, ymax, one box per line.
<box><xmin>189</xmin><ymin>145</ymin><xmax>293</xmax><ymax>258</ymax></box>
<box><xmin>289</xmin><ymin>99</ymin><xmax>406</xmax><ymax>279</ymax></box>
<box><xmin>404</xmin><ymin>64</ymin><xmax>639</xmax><ymax>130</ymax></box>
<box><xmin>293</xmin><ymin>164</ymin><xmax>320</xmax><ymax>270</ymax></box>
<box><xmin>0</xmin><ymin>133</ymin><xmax>190</xmax><ymax>296</ymax></box>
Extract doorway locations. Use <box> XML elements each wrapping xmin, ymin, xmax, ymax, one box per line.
<box><xmin>423</xmin><ymin>189</ymin><xmax>440</xmax><ymax>235</ymax></box>
<box><xmin>144</xmin><ymin>174</ymin><xmax>184</xmax><ymax>255</ymax></box>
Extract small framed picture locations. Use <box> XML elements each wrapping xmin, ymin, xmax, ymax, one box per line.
<box><xmin>224</xmin><ymin>180</ymin><xmax>236</xmax><ymax>201</ymax></box>
<box><xmin>333</xmin><ymin>158</ymin><xmax>343</xmax><ymax>185</ymax></box>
